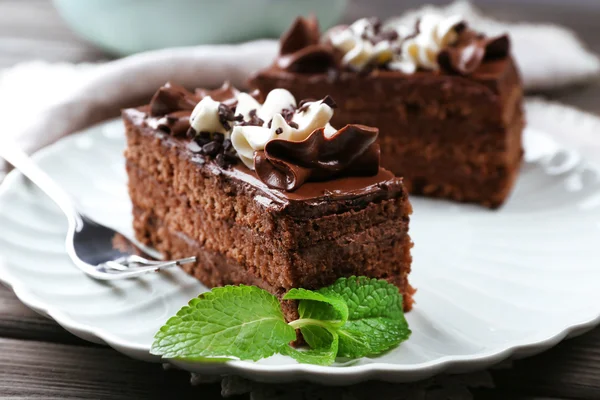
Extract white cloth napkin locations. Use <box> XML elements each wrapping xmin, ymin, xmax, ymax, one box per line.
<box><xmin>1</xmin><ymin>1</ymin><xmax>599</xmax><ymax>178</ymax></box>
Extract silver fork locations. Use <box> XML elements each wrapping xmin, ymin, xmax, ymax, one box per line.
<box><xmin>0</xmin><ymin>139</ymin><xmax>195</xmax><ymax>280</ymax></box>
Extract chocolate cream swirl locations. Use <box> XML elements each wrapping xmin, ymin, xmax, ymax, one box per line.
<box><xmin>274</xmin><ymin>15</ymin><xmax>510</xmax><ymax>76</ymax></box>
<box><xmin>147</xmin><ymin>82</ymin><xmax>240</xmax><ymax>136</ymax></box>
<box><xmin>437</xmin><ymin>32</ymin><xmax>510</xmax><ymax>75</ymax></box>
<box><xmin>254</xmin><ymin>124</ymin><xmax>380</xmax><ymax>191</ymax></box>
<box><xmin>276</xmin><ymin>14</ymin><xmax>338</xmax><ymax>73</ymax></box>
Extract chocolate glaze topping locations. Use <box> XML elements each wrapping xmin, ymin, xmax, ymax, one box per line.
<box><xmin>277</xmin><ymin>15</ymin><xmax>338</xmax><ymax>73</ymax></box>
<box><xmin>128</xmin><ymin>80</ymin><xmax>401</xmax><ymax>209</ymax></box>
<box><xmin>254</xmin><ymin>124</ymin><xmax>380</xmax><ymax>191</ymax></box>
<box><xmin>126</xmin><ymin>107</ymin><xmax>403</xmax><ymax>214</ymax></box>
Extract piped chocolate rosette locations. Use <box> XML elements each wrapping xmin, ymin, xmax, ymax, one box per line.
<box><xmin>275</xmin><ymin>14</ymin><xmax>510</xmax><ymax>75</ymax></box>
<box><xmin>146</xmin><ymin>82</ymin><xmax>381</xmax><ymax>191</ymax></box>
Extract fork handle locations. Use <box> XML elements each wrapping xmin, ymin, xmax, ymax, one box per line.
<box><xmin>0</xmin><ymin>139</ymin><xmax>81</xmax><ymax>227</ymax></box>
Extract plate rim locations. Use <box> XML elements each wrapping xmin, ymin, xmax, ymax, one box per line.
<box><xmin>1</xmin><ymin>121</ymin><xmax>599</xmax><ymax>383</ymax></box>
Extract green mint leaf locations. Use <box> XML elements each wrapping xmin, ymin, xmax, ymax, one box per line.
<box><xmin>284</xmin><ymin>288</ymin><xmax>348</xmax><ymax>354</ymax></box>
<box><xmin>283</xmin><ymin>330</ymin><xmax>339</xmax><ymax>366</ymax></box>
<box><xmin>283</xmin><ymin>288</ymin><xmax>349</xmax><ymax>326</ymax></box>
<box><xmin>300</xmin><ymin>325</ymin><xmax>334</xmax><ymax>350</ymax></box>
<box><xmin>317</xmin><ymin>276</ymin><xmax>411</xmax><ymax>358</ymax></box>
<box><xmin>151</xmin><ymin>285</ymin><xmax>296</xmax><ymax>361</ymax></box>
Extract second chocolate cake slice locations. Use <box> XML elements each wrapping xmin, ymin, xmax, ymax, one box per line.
<box><xmin>123</xmin><ymin>82</ymin><xmax>414</xmax><ymax>319</ymax></box>
<box><xmin>249</xmin><ymin>15</ymin><xmax>525</xmax><ymax>208</ymax></box>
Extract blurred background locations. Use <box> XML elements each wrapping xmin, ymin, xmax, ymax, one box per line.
<box><xmin>1</xmin><ymin>0</ymin><xmax>599</xmax><ymax>114</ymax></box>
<box><xmin>2</xmin><ymin>0</ymin><xmax>599</xmax><ymax>60</ymax></box>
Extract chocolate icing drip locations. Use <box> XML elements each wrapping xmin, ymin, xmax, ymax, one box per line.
<box><xmin>438</xmin><ymin>32</ymin><xmax>511</xmax><ymax>75</ymax></box>
<box><xmin>149</xmin><ymin>82</ymin><xmax>200</xmax><ymax>116</ymax></box>
<box><xmin>254</xmin><ymin>124</ymin><xmax>380</xmax><ymax>191</ymax></box>
<box><xmin>195</xmin><ymin>81</ymin><xmax>240</xmax><ymax>107</ymax></box>
<box><xmin>276</xmin><ymin>16</ymin><xmax>337</xmax><ymax>73</ymax></box>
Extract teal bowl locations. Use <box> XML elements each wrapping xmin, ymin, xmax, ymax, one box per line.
<box><xmin>53</xmin><ymin>0</ymin><xmax>348</xmax><ymax>55</ymax></box>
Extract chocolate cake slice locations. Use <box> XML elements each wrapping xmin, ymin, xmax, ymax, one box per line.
<box><xmin>122</xmin><ymin>83</ymin><xmax>414</xmax><ymax>319</ymax></box>
<box><xmin>249</xmin><ymin>15</ymin><xmax>525</xmax><ymax>208</ymax></box>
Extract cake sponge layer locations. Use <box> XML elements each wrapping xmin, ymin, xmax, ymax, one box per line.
<box><xmin>128</xmin><ymin>162</ymin><xmax>413</xmax><ymax>304</ymax></box>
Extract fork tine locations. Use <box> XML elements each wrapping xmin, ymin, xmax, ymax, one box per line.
<box><xmin>103</xmin><ymin>261</ymin><xmax>130</xmax><ymax>271</ymax></box>
<box><xmin>92</xmin><ymin>256</ymin><xmax>197</xmax><ymax>280</ymax></box>
<box><xmin>128</xmin><ymin>256</ymin><xmax>197</xmax><ymax>267</ymax></box>
<box><xmin>92</xmin><ymin>263</ymin><xmax>177</xmax><ymax>280</ymax></box>
<box><xmin>103</xmin><ymin>256</ymin><xmax>197</xmax><ymax>270</ymax></box>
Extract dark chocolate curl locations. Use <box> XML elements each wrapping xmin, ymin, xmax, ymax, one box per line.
<box><xmin>254</xmin><ymin>124</ymin><xmax>380</xmax><ymax>191</ymax></box>
<box><xmin>254</xmin><ymin>151</ymin><xmax>312</xmax><ymax>191</ymax></box>
<box><xmin>149</xmin><ymin>82</ymin><xmax>199</xmax><ymax>116</ymax></box>
<box><xmin>275</xmin><ymin>16</ymin><xmax>338</xmax><ymax>73</ymax></box>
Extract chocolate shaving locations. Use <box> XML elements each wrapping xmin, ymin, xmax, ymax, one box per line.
<box><xmin>188</xmin><ymin>135</ymin><xmax>238</xmax><ymax>168</ymax></box>
<box><xmin>194</xmin><ymin>131</ymin><xmax>212</xmax><ymax>145</ymax></box>
<box><xmin>241</xmin><ymin>109</ymin><xmax>264</xmax><ymax>127</ymax></box>
<box><xmin>218</xmin><ymin>103</ymin><xmax>236</xmax><ymax>130</ymax></box>
<box><xmin>213</xmin><ymin>132</ymin><xmax>225</xmax><ymax>143</ymax></box>
<box><xmin>223</xmin><ymin>139</ymin><xmax>233</xmax><ymax>152</ymax></box>
<box><xmin>149</xmin><ymin>82</ymin><xmax>199</xmax><ymax>117</ymax></box>
<box><xmin>281</xmin><ymin>108</ymin><xmax>295</xmax><ymax>123</ymax></box>
<box><xmin>202</xmin><ymin>141</ymin><xmax>222</xmax><ymax>156</ymax></box>
<box><xmin>254</xmin><ymin>124</ymin><xmax>380</xmax><ymax>191</ymax></box>
<box><xmin>288</xmin><ymin>121</ymin><xmax>299</xmax><ymax>129</ymax></box>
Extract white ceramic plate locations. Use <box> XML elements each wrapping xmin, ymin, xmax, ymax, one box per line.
<box><xmin>1</xmin><ymin>119</ymin><xmax>599</xmax><ymax>384</ymax></box>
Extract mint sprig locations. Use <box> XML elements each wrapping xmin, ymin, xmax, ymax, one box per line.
<box><xmin>151</xmin><ymin>276</ymin><xmax>410</xmax><ymax>366</ymax></box>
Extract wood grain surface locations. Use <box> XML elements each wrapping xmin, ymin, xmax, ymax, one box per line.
<box><xmin>0</xmin><ymin>0</ymin><xmax>599</xmax><ymax>399</ymax></box>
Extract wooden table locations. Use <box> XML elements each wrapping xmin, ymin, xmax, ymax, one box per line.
<box><xmin>1</xmin><ymin>1</ymin><xmax>599</xmax><ymax>398</ymax></box>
